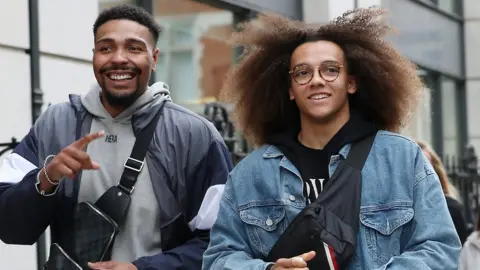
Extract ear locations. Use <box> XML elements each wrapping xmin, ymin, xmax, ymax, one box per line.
<box><xmin>151</xmin><ymin>48</ymin><xmax>160</xmax><ymax>72</ymax></box>
<box><xmin>347</xmin><ymin>76</ymin><xmax>357</xmax><ymax>94</ymax></box>
<box><xmin>289</xmin><ymin>87</ymin><xmax>295</xmax><ymax>100</ymax></box>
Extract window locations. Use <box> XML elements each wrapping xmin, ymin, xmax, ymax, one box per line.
<box><xmin>417</xmin><ymin>0</ymin><xmax>462</xmax><ymax>16</ymax></box>
<box><xmin>418</xmin><ymin>68</ymin><xmax>464</xmax><ymax>159</ymax></box>
<box><xmin>404</xmin><ymin>68</ymin><xmax>433</xmax><ymax>144</ymax></box>
<box><xmin>441</xmin><ymin>76</ymin><xmax>460</xmax><ymax>158</ymax></box>
<box><xmin>154</xmin><ymin>0</ymin><xmax>234</xmax><ymax>112</ymax></box>
<box><xmin>98</xmin><ymin>0</ymin><xmax>134</xmax><ymax>11</ymax></box>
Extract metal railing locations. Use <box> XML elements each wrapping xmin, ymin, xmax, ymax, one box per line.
<box><xmin>203</xmin><ymin>102</ymin><xmax>249</xmax><ymax>165</ymax></box>
<box><xmin>444</xmin><ymin>144</ymin><xmax>480</xmax><ymax>232</ymax></box>
<box><xmin>0</xmin><ymin>138</ymin><xmax>19</xmax><ymax>157</ymax></box>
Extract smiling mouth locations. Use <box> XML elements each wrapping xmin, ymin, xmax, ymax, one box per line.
<box><xmin>309</xmin><ymin>93</ymin><xmax>331</xmax><ymax>100</ymax></box>
<box><xmin>106</xmin><ymin>72</ymin><xmax>136</xmax><ymax>81</ymax></box>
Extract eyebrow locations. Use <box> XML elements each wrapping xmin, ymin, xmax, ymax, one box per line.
<box><xmin>293</xmin><ymin>60</ymin><xmax>342</xmax><ymax>68</ymax></box>
<box><xmin>95</xmin><ymin>37</ymin><xmax>148</xmax><ymax>47</ymax></box>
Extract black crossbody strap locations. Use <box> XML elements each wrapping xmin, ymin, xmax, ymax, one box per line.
<box><xmin>325</xmin><ymin>132</ymin><xmax>377</xmax><ymax>184</ymax></box>
<box><xmin>345</xmin><ymin>132</ymin><xmax>377</xmax><ymax>170</ymax></box>
<box><xmin>117</xmin><ymin>100</ymin><xmax>168</xmax><ymax>194</ymax></box>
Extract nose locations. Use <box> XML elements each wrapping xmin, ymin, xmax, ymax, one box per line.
<box><xmin>309</xmin><ymin>69</ymin><xmax>326</xmax><ymax>87</ymax></box>
<box><xmin>110</xmin><ymin>48</ymin><xmax>128</xmax><ymax>65</ymax></box>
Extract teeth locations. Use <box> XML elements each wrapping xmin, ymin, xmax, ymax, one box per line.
<box><xmin>109</xmin><ymin>74</ymin><xmax>133</xmax><ymax>80</ymax></box>
<box><xmin>310</xmin><ymin>94</ymin><xmax>330</xmax><ymax>100</ymax></box>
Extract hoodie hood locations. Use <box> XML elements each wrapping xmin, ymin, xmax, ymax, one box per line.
<box><xmin>267</xmin><ymin>109</ymin><xmax>378</xmax><ymax>157</ymax></box>
<box><xmin>465</xmin><ymin>231</ymin><xmax>480</xmax><ymax>250</ymax></box>
<box><xmin>266</xmin><ymin>109</ymin><xmax>378</xmax><ymax>203</ymax></box>
<box><xmin>81</xmin><ymin>82</ymin><xmax>171</xmax><ymax>123</ymax></box>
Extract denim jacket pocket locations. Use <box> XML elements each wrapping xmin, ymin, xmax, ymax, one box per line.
<box><xmin>360</xmin><ymin>204</ymin><xmax>414</xmax><ymax>266</ymax></box>
<box><xmin>239</xmin><ymin>204</ymin><xmax>287</xmax><ymax>257</ymax></box>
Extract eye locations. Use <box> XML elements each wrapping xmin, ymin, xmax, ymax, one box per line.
<box><xmin>97</xmin><ymin>46</ymin><xmax>112</xmax><ymax>53</ymax></box>
<box><xmin>294</xmin><ymin>67</ymin><xmax>313</xmax><ymax>77</ymax></box>
<box><xmin>128</xmin><ymin>46</ymin><xmax>143</xmax><ymax>52</ymax></box>
<box><xmin>324</xmin><ymin>66</ymin><xmax>340</xmax><ymax>74</ymax></box>
<box><xmin>296</xmin><ymin>70</ymin><xmax>309</xmax><ymax>76</ymax></box>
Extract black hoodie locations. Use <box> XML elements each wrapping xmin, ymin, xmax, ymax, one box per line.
<box><xmin>267</xmin><ymin>111</ymin><xmax>377</xmax><ymax>204</ymax></box>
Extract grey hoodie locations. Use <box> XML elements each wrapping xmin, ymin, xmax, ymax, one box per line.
<box><xmin>79</xmin><ymin>82</ymin><xmax>171</xmax><ymax>262</ymax></box>
<box><xmin>459</xmin><ymin>231</ymin><xmax>480</xmax><ymax>270</ymax></box>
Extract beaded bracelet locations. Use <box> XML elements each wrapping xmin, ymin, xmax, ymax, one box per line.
<box><xmin>43</xmin><ymin>154</ymin><xmax>61</xmax><ymax>186</ymax></box>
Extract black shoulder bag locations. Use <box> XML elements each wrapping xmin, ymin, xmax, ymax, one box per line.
<box><xmin>44</xmin><ymin>100</ymin><xmax>167</xmax><ymax>270</ymax></box>
<box><xmin>266</xmin><ymin>133</ymin><xmax>376</xmax><ymax>270</ymax></box>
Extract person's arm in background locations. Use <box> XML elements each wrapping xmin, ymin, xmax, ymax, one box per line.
<box><xmin>202</xmin><ymin>171</ymin><xmax>276</xmax><ymax>270</ymax></box>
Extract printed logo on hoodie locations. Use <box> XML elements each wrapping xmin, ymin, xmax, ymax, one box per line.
<box><xmin>105</xmin><ymin>134</ymin><xmax>117</xmax><ymax>143</ymax></box>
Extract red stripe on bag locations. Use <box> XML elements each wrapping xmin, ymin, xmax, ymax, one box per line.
<box><xmin>328</xmin><ymin>245</ymin><xmax>339</xmax><ymax>270</ymax></box>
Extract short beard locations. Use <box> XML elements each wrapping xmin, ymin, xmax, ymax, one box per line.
<box><xmin>102</xmin><ymin>87</ymin><xmax>140</xmax><ymax>108</ymax></box>
<box><xmin>98</xmin><ymin>65</ymin><xmax>144</xmax><ymax>108</ymax></box>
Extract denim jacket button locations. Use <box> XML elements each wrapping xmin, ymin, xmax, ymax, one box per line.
<box><xmin>288</xmin><ymin>195</ymin><xmax>296</xmax><ymax>201</ymax></box>
<box><xmin>265</xmin><ymin>218</ymin><xmax>273</xmax><ymax>226</ymax></box>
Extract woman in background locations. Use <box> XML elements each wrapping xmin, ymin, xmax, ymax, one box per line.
<box><xmin>417</xmin><ymin>140</ymin><xmax>468</xmax><ymax>244</ymax></box>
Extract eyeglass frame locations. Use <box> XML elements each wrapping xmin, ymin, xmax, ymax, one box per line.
<box><xmin>288</xmin><ymin>62</ymin><xmax>344</xmax><ymax>85</ymax></box>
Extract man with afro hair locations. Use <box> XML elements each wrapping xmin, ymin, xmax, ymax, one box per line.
<box><xmin>203</xmin><ymin>7</ymin><xmax>460</xmax><ymax>270</ymax></box>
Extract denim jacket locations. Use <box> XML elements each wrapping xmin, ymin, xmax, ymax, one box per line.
<box><xmin>203</xmin><ymin>131</ymin><xmax>461</xmax><ymax>270</ymax></box>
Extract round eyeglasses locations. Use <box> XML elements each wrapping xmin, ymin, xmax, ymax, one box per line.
<box><xmin>289</xmin><ymin>63</ymin><xmax>343</xmax><ymax>85</ymax></box>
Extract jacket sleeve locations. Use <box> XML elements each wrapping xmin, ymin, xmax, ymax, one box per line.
<box><xmin>373</xmin><ymin>152</ymin><xmax>461</xmax><ymax>270</ymax></box>
<box><xmin>201</xmin><ymin>172</ymin><xmax>273</xmax><ymax>270</ymax></box>
<box><xmin>132</xmin><ymin>137</ymin><xmax>234</xmax><ymax>270</ymax></box>
<box><xmin>458</xmin><ymin>239</ymin><xmax>477</xmax><ymax>270</ymax></box>
<box><xmin>0</xmin><ymin>124</ymin><xmax>59</xmax><ymax>245</ymax></box>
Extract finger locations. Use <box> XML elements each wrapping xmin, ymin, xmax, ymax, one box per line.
<box><xmin>290</xmin><ymin>257</ymin><xmax>307</xmax><ymax>267</ymax></box>
<box><xmin>63</xmin><ymin>148</ymin><xmax>100</xmax><ymax>170</ymax></box>
<box><xmin>57</xmin><ymin>164</ymin><xmax>75</xmax><ymax>180</ymax></box>
<box><xmin>82</xmin><ymin>158</ymin><xmax>100</xmax><ymax>170</ymax></box>
<box><xmin>292</xmin><ymin>256</ymin><xmax>306</xmax><ymax>265</ymax></box>
<box><xmin>276</xmin><ymin>258</ymin><xmax>307</xmax><ymax>268</ymax></box>
<box><xmin>73</xmin><ymin>131</ymin><xmax>105</xmax><ymax>149</ymax></box>
<box><xmin>87</xmin><ymin>262</ymin><xmax>100</xmax><ymax>269</ymax></box>
<box><xmin>271</xmin><ymin>265</ymin><xmax>309</xmax><ymax>270</ymax></box>
<box><xmin>274</xmin><ymin>258</ymin><xmax>290</xmax><ymax>267</ymax></box>
<box><xmin>63</xmin><ymin>147</ymin><xmax>90</xmax><ymax>162</ymax></box>
<box><xmin>59</xmin><ymin>154</ymin><xmax>83</xmax><ymax>174</ymax></box>
<box><xmin>300</xmin><ymin>251</ymin><xmax>316</xmax><ymax>262</ymax></box>
<box><xmin>88</xmin><ymin>261</ymin><xmax>115</xmax><ymax>269</ymax></box>
<box><xmin>87</xmin><ymin>263</ymin><xmax>103</xmax><ymax>270</ymax></box>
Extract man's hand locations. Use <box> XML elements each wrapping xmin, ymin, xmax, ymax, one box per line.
<box><xmin>271</xmin><ymin>251</ymin><xmax>316</xmax><ymax>270</ymax></box>
<box><xmin>39</xmin><ymin>131</ymin><xmax>104</xmax><ymax>192</ymax></box>
<box><xmin>88</xmin><ymin>261</ymin><xmax>137</xmax><ymax>270</ymax></box>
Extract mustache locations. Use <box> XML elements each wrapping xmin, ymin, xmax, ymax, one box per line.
<box><xmin>100</xmin><ymin>66</ymin><xmax>141</xmax><ymax>74</ymax></box>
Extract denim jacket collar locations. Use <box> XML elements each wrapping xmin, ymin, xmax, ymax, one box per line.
<box><xmin>262</xmin><ymin>144</ymin><xmax>353</xmax><ymax>180</ymax></box>
<box><xmin>262</xmin><ymin>144</ymin><xmax>352</xmax><ymax>160</ymax></box>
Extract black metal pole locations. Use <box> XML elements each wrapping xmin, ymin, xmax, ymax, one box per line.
<box><xmin>430</xmin><ymin>73</ymin><xmax>444</xmax><ymax>158</ymax></box>
<box><xmin>29</xmin><ymin>0</ymin><xmax>43</xmax><ymax>124</ymax></box>
<box><xmin>28</xmin><ymin>0</ymin><xmax>46</xmax><ymax>269</ymax></box>
<box><xmin>457</xmin><ymin>0</ymin><xmax>468</xmax><ymax>155</ymax></box>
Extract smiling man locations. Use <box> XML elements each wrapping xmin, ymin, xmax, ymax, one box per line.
<box><xmin>0</xmin><ymin>4</ymin><xmax>233</xmax><ymax>270</ymax></box>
